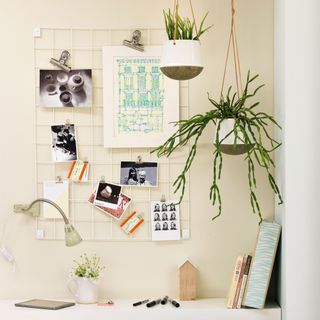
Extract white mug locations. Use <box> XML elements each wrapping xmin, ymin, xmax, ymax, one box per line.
<box><xmin>67</xmin><ymin>277</ymin><xmax>99</xmax><ymax>304</ymax></box>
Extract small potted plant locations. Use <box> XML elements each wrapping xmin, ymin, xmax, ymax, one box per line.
<box><xmin>160</xmin><ymin>4</ymin><xmax>213</xmax><ymax>80</ymax></box>
<box><xmin>67</xmin><ymin>254</ymin><xmax>105</xmax><ymax>304</ymax></box>
<box><xmin>153</xmin><ymin>72</ymin><xmax>283</xmax><ymax>222</ymax></box>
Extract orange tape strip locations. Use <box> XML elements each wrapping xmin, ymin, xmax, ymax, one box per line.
<box><xmin>67</xmin><ymin>161</ymin><xmax>76</xmax><ymax>179</ymax></box>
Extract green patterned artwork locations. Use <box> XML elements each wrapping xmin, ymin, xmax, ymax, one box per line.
<box><xmin>116</xmin><ymin>57</ymin><xmax>165</xmax><ymax>134</ymax></box>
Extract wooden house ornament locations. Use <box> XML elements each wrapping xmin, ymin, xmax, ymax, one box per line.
<box><xmin>179</xmin><ymin>260</ymin><xmax>197</xmax><ymax>301</ymax></box>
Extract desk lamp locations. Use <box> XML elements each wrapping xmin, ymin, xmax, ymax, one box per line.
<box><xmin>14</xmin><ymin>198</ymin><xmax>82</xmax><ymax>247</ymax></box>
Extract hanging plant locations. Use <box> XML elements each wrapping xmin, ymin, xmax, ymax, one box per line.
<box><xmin>153</xmin><ymin>0</ymin><xmax>283</xmax><ymax>223</ymax></box>
<box><xmin>160</xmin><ymin>0</ymin><xmax>213</xmax><ymax>81</ymax></box>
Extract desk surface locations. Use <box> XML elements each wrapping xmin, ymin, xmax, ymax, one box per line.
<box><xmin>1</xmin><ymin>298</ymin><xmax>281</xmax><ymax>320</ymax></box>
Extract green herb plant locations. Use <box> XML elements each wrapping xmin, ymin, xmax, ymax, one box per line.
<box><xmin>153</xmin><ymin>72</ymin><xmax>283</xmax><ymax>223</ymax></box>
<box><xmin>71</xmin><ymin>254</ymin><xmax>105</xmax><ymax>279</ymax></box>
<box><xmin>163</xmin><ymin>5</ymin><xmax>212</xmax><ymax>40</ymax></box>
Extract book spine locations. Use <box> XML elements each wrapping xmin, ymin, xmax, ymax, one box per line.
<box><xmin>237</xmin><ymin>255</ymin><xmax>252</xmax><ymax>308</ymax></box>
<box><xmin>227</xmin><ymin>255</ymin><xmax>244</xmax><ymax>308</ymax></box>
<box><xmin>232</xmin><ymin>255</ymin><xmax>247</xmax><ymax>308</ymax></box>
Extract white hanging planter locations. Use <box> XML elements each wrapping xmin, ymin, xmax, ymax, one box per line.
<box><xmin>214</xmin><ymin>119</ymin><xmax>253</xmax><ymax>155</ymax></box>
<box><xmin>160</xmin><ymin>40</ymin><xmax>203</xmax><ymax>80</ymax></box>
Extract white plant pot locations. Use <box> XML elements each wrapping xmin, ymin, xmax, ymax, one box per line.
<box><xmin>214</xmin><ymin>119</ymin><xmax>253</xmax><ymax>155</ymax></box>
<box><xmin>67</xmin><ymin>277</ymin><xmax>99</xmax><ymax>304</ymax></box>
<box><xmin>160</xmin><ymin>40</ymin><xmax>203</xmax><ymax>80</ymax></box>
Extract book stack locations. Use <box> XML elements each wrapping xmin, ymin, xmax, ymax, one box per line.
<box><xmin>227</xmin><ymin>221</ymin><xmax>281</xmax><ymax>309</ymax></box>
<box><xmin>227</xmin><ymin>255</ymin><xmax>252</xmax><ymax>308</ymax></box>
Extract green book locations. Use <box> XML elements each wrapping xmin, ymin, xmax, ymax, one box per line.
<box><xmin>242</xmin><ymin>221</ymin><xmax>281</xmax><ymax>309</ymax></box>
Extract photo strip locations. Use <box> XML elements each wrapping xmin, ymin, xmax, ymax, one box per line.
<box><xmin>88</xmin><ymin>185</ymin><xmax>131</xmax><ymax>220</ymax></box>
<box><xmin>51</xmin><ymin>124</ymin><xmax>77</xmax><ymax>162</ymax></box>
<box><xmin>120</xmin><ymin>161</ymin><xmax>158</xmax><ymax>187</ymax></box>
<box><xmin>151</xmin><ymin>200</ymin><xmax>180</xmax><ymax>241</ymax></box>
<box><xmin>40</xmin><ymin>69</ymin><xmax>92</xmax><ymax>107</ymax></box>
<box><xmin>94</xmin><ymin>182</ymin><xmax>122</xmax><ymax>209</ymax></box>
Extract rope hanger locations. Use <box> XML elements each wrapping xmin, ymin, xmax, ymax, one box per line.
<box><xmin>220</xmin><ymin>0</ymin><xmax>243</xmax><ymax>99</ymax></box>
<box><xmin>172</xmin><ymin>0</ymin><xmax>199</xmax><ymax>44</ymax></box>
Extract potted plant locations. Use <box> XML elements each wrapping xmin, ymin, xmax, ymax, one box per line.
<box><xmin>153</xmin><ymin>72</ymin><xmax>283</xmax><ymax>222</ymax></box>
<box><xmin>160</xmin><ymin>4</ymin><xmax>213</xmax><ymax>80</ymax></box>
<box><xmin>67</xmin><ymin>254</ymin><xmax>105</xmax><ymax>304</ymax></box>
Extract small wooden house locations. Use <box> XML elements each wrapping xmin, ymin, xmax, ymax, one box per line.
<box><xmin>179</xmin><ymin>260</ymin><xmax>197</xmax><ymax>301</ymax></box>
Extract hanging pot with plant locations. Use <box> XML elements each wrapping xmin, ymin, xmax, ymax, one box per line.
<box><xmin>153</xmin><ymin>0</ymin><xmax>283</xmax><ymax>223</ymax></box>
<box><xmin>160</xmin><ymin>0</ymin><xmax>213</xmax><ymax>81</ymax></box>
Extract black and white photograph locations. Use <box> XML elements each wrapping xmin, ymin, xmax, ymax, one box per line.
<box><xmin>120</xmin><ymin>161</ymin><xmax>158</xmax><ymax>187</ymax></box>
<box><xmin>151</xmin><ymin>200</ymin><xmax>180</xmax><ymax>241</ymax></box>
<box><xmin>94</xmin><ymin>182</ymin><xmax>122</xmax><ymax>209</ymax></box>
<box><xmin>40</xmin><ymin>69</ymin><xmax>92</xmax><ymax>107</ymax></box>
<box><xmin>51</xmin><ymin>124</ymin><xmax>77</xmax><ymax>162</ymax></box>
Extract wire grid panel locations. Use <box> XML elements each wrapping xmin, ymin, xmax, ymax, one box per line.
<box><xmin>33</xmin><ymin>27</ymin><xmax>191</xmax><ymax>242</ymax></box>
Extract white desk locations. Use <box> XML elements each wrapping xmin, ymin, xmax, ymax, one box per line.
<box><xmin>0</xmin><ymin>299</ymin><xmax>281</xmax><ymax>320</ymax></box>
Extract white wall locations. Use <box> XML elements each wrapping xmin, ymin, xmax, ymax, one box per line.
<box><xmin>0</xmin><ymin>0</ymin><xmax>274</xmax><ymax>299</ymax></box>
<box><xmin>275</xmin><ymin>0</ymin><xmax>320</xmax><ymax>319</ymax></box>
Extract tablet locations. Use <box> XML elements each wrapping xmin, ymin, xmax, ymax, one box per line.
<box><xmin>15</xmin><ymin>299</ymin><xmax>75</xmax><ymax>310</ymax></box>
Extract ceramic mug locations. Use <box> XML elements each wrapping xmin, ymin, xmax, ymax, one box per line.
<box><xmin>67</xmin><ymin>277</ymin><xmax>99</xmax><ymax>304</ymax></box>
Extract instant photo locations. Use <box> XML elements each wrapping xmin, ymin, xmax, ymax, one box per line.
<box><xmin>94</xmin><ymin>182</ymin><xmax>122</xmax><ymax>209</ymax></box>
<box><xmin>151</xmin><ymin>200</ymin><xmax>180</xmax><ymax>241</ymax></box>
<box><xmin>120</xmin><ymin>161</ymin><xmax>158</xmax><ymax>187</ymax></box>
<box><xmin>88</xmin><ymin>185</ymin><xmax>131</xmax><ymax>220</ymax></box>
<box><xmin>40</xmin><ymin>69</ymin><xmax>92</xmax><ymax>107</ymax></box>
<box><xmin>51</xmin><ymin>124</ymin><xmax>77</xmax><ymax>162</ymax></box>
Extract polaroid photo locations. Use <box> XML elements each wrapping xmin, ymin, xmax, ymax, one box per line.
<box><xmin>151</xmin><ymin>200</ymin><xmax>180</xmax><ymax>241</ymax></box>
<box><xmin>88</xmin><ymin>185</ymin><xmax>131</xmax><ymax>220</ymax></box>
<box><xmin>120</xmin><ymin>161</ymin><xmax>158</xmax><ymax>187</ymax></box>
<box><xmin>94</xmin><ymin>182</ymin><xmax>122</xmax><ymax>209</ymax></box>
<box><xmin>51</xmin><ymin>124</ymin><xmax>78</xmax><ymax>162</ymax></box>
<box><xmin>40</xmin><ymin>69</ymin><xmax>92</xmax><ymax>107</ymax></box>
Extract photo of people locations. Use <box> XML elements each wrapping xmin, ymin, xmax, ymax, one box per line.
<box><xmin>120</xmin><ymin>161</ymin><xmax>158</xmax><ymax>187</ymax></box>
<box><xmin>94</xmin><ymin>182</ymin><xmax>122</xmax><ymax>209</ymax></box>
<box><xmin>162</xmin><ymin>212</ymin><xmax>168</xmax><ymax>221</ymax></box>
<box><xmin>151</xmin><ymin>200</ymin><xmax>180</xmax><ymax>241</ymax></box>
<box><xmin>88</xmin><ymin>185</ymin><xmax>131</xmax><ymax>220</ymax></box>
<box><xmin>40</xmin><ymin>69</ymin><xmax>92</xmax><ymax>107</ymax></box>
<box><xmin>51</xmin><ymin>124</ymin><xmax>77</xmax><ymax>162</ymax></box>
<box><xmin>170</xmin><ymin>211</ymin><xmax>176</xmax><ymax>220</ymax></box>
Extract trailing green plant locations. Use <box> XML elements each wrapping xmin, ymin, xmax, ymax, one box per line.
<box><xmin>152</xmin><ymin>71</ymin><xmax>283</xmax><ymax>223</ymax></box>
<box><xmin>71</xmin><ymin>254</ymin><xmax>105</xmax><ymax>279</ymax></box>
<box><xmin>163</xmin><ymin>6</ymin><xmax>212</xmax><ymax>40</ymax></box>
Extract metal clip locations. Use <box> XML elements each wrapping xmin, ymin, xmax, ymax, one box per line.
<box><xmin>50</xmin><ymin>50</ymin><xmax>71</xmax><ymax>72</ymax></box>
<box><xmin>123</xmin><ymin>30</ymin><xmax>144</xmax><ymax>52</ymax></box>
<box><xmin>56</xmin><ymin>176</ymin><xmax>63</xmax><ymax>183</ymax></box>
<box><xmin>136</xmin><ymin>156</ymin><xmax>143</xmax><ymax>164</ymax></box>
<box><xmin>160</xmin><ymin>194</ymin><xmax>166</xmax><ymax>202</ymax></box>
<box><xmin>100</xmin><ymin>176</ymin><xmax>106</xmax><ymax>183</ymax></box>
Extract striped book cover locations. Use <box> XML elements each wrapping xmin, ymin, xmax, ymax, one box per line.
<box><xmin>242</xmin><ymin>221</ymin><xmax>281</xmax><ymax>309</ymax></box>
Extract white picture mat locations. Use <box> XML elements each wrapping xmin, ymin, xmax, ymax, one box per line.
<box><xmin>151</xmin><ymin>200</ymin><xmax>180</xmax><ymax>241</ymax></box>
<box><xmin>43</xmin><ymin>180</ymin><xmax>69</xmax><ymax>219</ymax></box>
<box><xmin>103</xmin><ymin>46</ymin><xmax>179</xmax><ymax>148</ymax></box>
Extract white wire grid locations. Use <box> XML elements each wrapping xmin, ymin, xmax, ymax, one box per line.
<box><xmin>33</xmin><ymin>27</ymin><xmax>191</xmax><ymax>242</ymax></box>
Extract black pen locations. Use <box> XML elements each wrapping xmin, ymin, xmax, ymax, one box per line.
<box><xmin>168</xmin><ymin>298</ymin><xmax>180</xmax><ymax>308</ymax></box>
<box><xmin>133</xmin><ymin>299</ymin><xmax>149</xmax><ymax>307</ymax></box>
<box><xmin>161</xmin><ymin>296</ymin><xmax>169</xmax><ymax>305</ymax></box>
<box><xmin>146</xmin><ymin>299</ymin><xmax>161</xmax><ymax>308</ymax></box>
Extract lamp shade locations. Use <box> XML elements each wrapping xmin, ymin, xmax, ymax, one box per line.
<box><xmin>65</xmin><ymin>224</ymin><xmax>82</xmax><ymax>247</ymax></box>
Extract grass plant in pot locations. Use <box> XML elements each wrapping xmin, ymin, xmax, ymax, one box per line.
<box><xmin>160</xmin><ymin>1</ymin><xmax>213</xmax><ymax>81</ymax></box>
<box><xmin>67</xmin><ymin>254</ymin><xmax>105</xmax><ymax>304</ymax></box>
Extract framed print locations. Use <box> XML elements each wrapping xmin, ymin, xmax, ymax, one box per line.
<box><xmin>103</xmin><ymin>46</ymin><xmax>179</xmax><ymax>148</ymax></box>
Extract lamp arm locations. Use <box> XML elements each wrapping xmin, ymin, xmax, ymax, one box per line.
<box><xmin>23</xmin><ymin>198</ymin><xmax>69</xmax><ymax>225</ymax></box>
